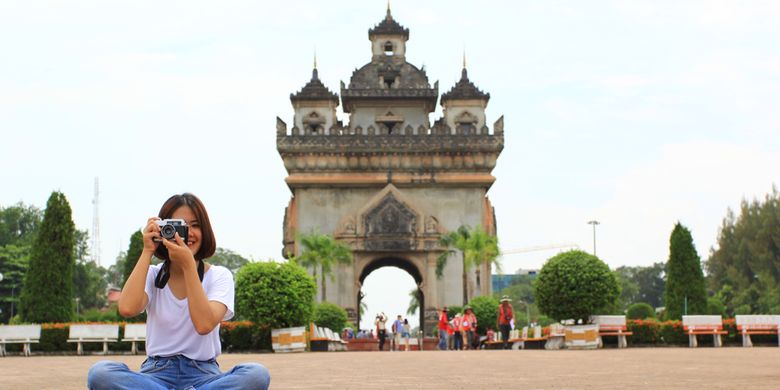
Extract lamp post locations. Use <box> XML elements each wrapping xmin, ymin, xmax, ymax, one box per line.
<box><xmin>587</xmin><ymin>220</ymin><xmax>600</xmax><ymax>256</ymax></box>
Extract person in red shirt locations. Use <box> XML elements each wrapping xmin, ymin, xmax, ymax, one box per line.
<box><xmin>463</xmin><ymin>305</ymin><xmax>477</xmax><ymax>350</ymax></box>
<box><xmin>497</xmin><ymin>295</ymin><xmax>514</xmax><ymax>350</ymax></box>
<box><xmin>437</xmin><ymin>307</ymin><xmax>449</xmax><ymax>350</ymax></box>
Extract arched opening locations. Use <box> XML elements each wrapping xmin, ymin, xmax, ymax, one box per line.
<box><xmin>383</xmin><ymin>41</ymin><xmax>394</xmax><ymax>56</ymax></box>
<box><xmin>357</xmin><ymin>257</ymin><xmax>425</xmax><ymax>340</ymax></box>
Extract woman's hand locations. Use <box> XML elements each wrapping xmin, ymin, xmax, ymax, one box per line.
<box><xmin>161</xmin><ymin>232</ymin><xmax>196</xmax><ymax>271</ymax></box>
<box><xmin>142</xmin><ymin>217</ymin><xmax>161</xmax><ymax>253</ymax></box>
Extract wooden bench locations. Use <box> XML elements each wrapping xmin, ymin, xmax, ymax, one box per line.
<box><xmin>735</xmin><ymin>315</ymin><xmax>780</xmax><ymax>347</ymax></box>
<box><xmin>591</xmin><ymin>315</ymin><xmax>632</xmax><ymax>348</ymax></box>
<box><xmin>123</xmin><ymin>324</ymin><xmax>146</xmax><ymax>355</ymax></box>
<box><xmin>682</xmin><ymin>315</ymin><xmax>727</xmax><ymax>347</ymax></box>
<box><xmin>67</xmin><ymin>324</ymin><xmax>119</xmax><ymax>355</ymax></box>
<box><xmin>0</xmin><ymin>325</ymin><xmax>41</xmax><ymax>357</ymax></box>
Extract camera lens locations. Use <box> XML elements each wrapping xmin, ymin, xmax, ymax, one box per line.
<box><xmin>160</xmin><ymin>224</ymin><xmax>176</xmax><ymax>240</ymax></box>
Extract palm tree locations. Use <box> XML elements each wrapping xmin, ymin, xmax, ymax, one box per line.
<box><xmin>407</xmin><ymin>288</ymin><xmax>422</xmax><ymax>316</ymax></box>
<box><xmin>295</xmin><ymin>231</ymin><xmax>353</xmax><ymax>301</ymax></box>
<box><xmin>437</xmin><ymin>225</ymin><xmax>501</xmax><ymax>304</ymax></box>
<box><xmin>464</xmin><ymin>226</ymin><xmax>501</xmax><ymax>296</ymax></box>
<box><xmin>437</xmin><ymin>225</ymin><xmax>474</xmax><ymax>305</ymax></box>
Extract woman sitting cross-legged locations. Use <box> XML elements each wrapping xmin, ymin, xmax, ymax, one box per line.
<box><xmin>87</xmin><ymin>193</ymin><xmax>270</xmax><ymax>390</ymax></box>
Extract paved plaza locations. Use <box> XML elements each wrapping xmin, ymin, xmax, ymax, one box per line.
<box><xmin>1</xmin><ymin>348</ymin><xmax>779</xmax><ymax>389</ymax></box>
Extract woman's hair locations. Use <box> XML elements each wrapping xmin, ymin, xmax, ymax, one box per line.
<box><xmin>154</xmin><ymin>193</ymin><xmax>216</xmax><ymax>261</ymax></box>
<box><xmin>404</xmin><ymin>319</ymin><xmax>408</xmax><ymax>324</ymax></box>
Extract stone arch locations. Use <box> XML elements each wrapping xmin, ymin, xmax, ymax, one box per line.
<box><xmin>356</xmin><ymin>256</ymin><xmax>426</xmax><ymax>335</ymax></box>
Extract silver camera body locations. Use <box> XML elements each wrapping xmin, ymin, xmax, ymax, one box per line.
<box><xmin>154</xmin><ymin>219</ymin><xmax>189</xmax><ymax>243</ymax></box>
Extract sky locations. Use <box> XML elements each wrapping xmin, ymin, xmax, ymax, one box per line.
<box><xmin>1</xmin><ymin>1</ymin><xmax>779</xmax><ymax>329</ymax></box>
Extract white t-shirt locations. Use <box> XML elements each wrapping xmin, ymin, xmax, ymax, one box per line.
<box><xmin>143</xmin><ymin>263</ymin><xmax>235</xmax><ymax>361</ymax></box>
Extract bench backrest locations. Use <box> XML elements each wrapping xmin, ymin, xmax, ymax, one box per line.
<box><xmin>68</xmin><ymin>324</ymin><xmax>119</xmax><ymax>340</ymax></box>
<box><xmin>0</xmin><ymin>325</ymin><xmax>42</xmax><ymax>341</ymax></box>
<box><xmin>123</xmin><ymin>324</ymin><xmax>147</xmax><ymax>340</ymax></box>
<box><xmin>682</xmin><ymin>315</ymin><xmax>723</xmax><ymax>330</ymax></box>
<box><xmin>591</xmin><ymin>315</ymin><xmax>627</xmax><ymax>330</ymax></box>
<box><xmin>735</xmin><ymin>315</ymin><xmax>780</xmax><ymax>330</ymax></box>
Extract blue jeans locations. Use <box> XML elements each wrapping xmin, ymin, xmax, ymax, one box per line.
<box><xmin>438</xmin><ymin>329</ymin><xmax>447</xmax><ymax>350</ymax></box>
<box><xmin>87</xmin><ymin>355</ymin><xmax>270</xmax><ymax>390</ymax></box>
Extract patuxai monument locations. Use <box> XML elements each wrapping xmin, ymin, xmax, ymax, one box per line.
<box><xmin>276</xmin><ymin>8</ymin><xmax>504</xmax><ymax>333</ymax></box>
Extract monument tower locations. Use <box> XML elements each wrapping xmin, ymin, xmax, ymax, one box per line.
<box><xmin>277</xmin><ymin>7</ymin><xmax>504</xmax><ymax>333</ymax></box>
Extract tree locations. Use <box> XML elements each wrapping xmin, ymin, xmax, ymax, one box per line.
<box><xmin>0</xmin><ymin>202</ymin><xmax>41</xmax><ymax>323</ymax></box>
<box><xmin>438</xmin><ymin>225</ymin><xmax>500</xmax><ymax>305</ymax></box>
<box><xmin>406</xmin><ymin>288</ymin><xmax>421</xmax><ymax>316</ymax></box>
<box><xmin>295</xmin><ymin>231</ymin><xmax>352</xmax><ymax>301</ymax></box>
<box><xmin>208</xmin><ymin>247</ymin><xmax>250</xmax><ymax>274</ymax></box>
<box><xmin>121</xmin><ymin>230</ymin><xmax>144</xmax><ymax>287</ymax></box>
<box><xmin>105</xmin><ymin>250</ymin><xmax>127</xmax><ymax>288</ymax></box>
<box><xmin>0</xmin><ymin>244</ymin><xmax>30</xmax><ymax>323</ymax></box>
<box><xmin>706</xmin><ymin>187</ymin><xmax>780</xmax><ymax>314</ymax></box>
<box><xmin>235</xmin><ymin>260</ymin><xmax>316</xmax><ymax>328</ymax></box>
<box><xmin>73</xmin><ymin>259</ymin><xmax>107</xmax><ymax>311</ymax></box>
<box><xmin>534</xmin><ymin>250</ymin><xmax>619</xmax><ymax>322</ymax></box>
<box><xmin>0</xmin><ymin>203</ymin><xmax>42</xmax><ymax>247</ymax></box>
<box><xmin>313</xmin><ymin>302</ymin><xmax>348</xmax><ymax>332</ymax></box>
<box><xmin>664</xmin><ymin>223</ymin><xmax>707</xmax><ymax>320</ymax></box>
<box><xmin>464</xmin><ymin>226</ymin><xmax>501</xmax><ymax>297</ymax></box>
<box><xmin>19</xmin><ymin>192</ymin><xmax>76</xmax><ymax>323</ymax></box>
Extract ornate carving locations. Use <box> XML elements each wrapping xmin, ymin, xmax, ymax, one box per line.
<box><xmin>494</xmin><ymin>115</ymin><xmax>504</xmax><ymax>136</ymax></box>
<box><xmin>363</xmin><ymin>194</ymin><xmax>417</xmax><ymax>251</ymax></box>
<box><xmin>425</xmin><ymin>216</ymin><xmax>439</xmax><ymax>234</ymax></box>
<box><xmin>276</xmin><ymin>117</ymin><xmax>287</xmax><ymax>137</ymax></box>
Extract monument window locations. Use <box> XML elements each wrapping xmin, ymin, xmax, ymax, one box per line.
<box><xmin>384</xmin><ymin>41</ymin><xmax>394</xmax><ymax>56</ymax></box>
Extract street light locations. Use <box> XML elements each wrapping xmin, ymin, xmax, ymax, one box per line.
<box><xmin>587</xmin><ymin>220</ymin><xmax>600</xmax><ymax>256</ymax></box>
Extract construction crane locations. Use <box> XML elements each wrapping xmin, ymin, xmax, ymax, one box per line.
<box><xmin>500</xmin><ymin>243</ymin><xmax>579</xmax><ymax>255</ymax></box>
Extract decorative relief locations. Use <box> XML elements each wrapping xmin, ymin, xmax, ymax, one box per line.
<box><xmin>363</xmin><ymin>193</ymin><xmax>417</xmax><ymax>251</ymax></box>
<box><xmin>424</xmin><ymin>216</ymin><xmax>439</xmax><ymax>234</ymax></box>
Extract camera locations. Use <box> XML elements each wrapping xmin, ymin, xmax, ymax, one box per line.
<box><xmin>153</xmin><ymin>219</ymin><xmax>189</xmax><ymax>243</ymax></box>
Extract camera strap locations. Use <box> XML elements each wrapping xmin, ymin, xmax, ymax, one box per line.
<box><xmin>154</xmin><ymin>259</ymin><xmax>205</xmax><ymax>288</ymax></box>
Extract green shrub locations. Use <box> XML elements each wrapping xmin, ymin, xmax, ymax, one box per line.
<box><xmin>469</xmin><ymin>296</ymin><xmax>498</xmax><ymax>334</ymax></box>
<box><xmin>219</xmin><ymin>321</ymin><xmax>271</xmax><ymax>351</ymax></box>
<box><xmin>534</xmin><ymin>250</ymin><xmax>620</xmax><ymax>322</ymax></box>
<box><xmin>313</xmin><ymin>302</ymin><xmax>348</xmax><ymax>333</ymax></box>
<box><xmin>627</xmin><ymin>319</ymin><xmax>661</xmax><ymax>344</ymax></box>
<box><xmin>626</xmin><ymin>303</ymin><xmax>655</xmax><ymax>320</ymax></box>
<box><xmin>659</xmin><ymin>321</ymin><xmax>687</xmax><ymax>345</ymax></box>
<box><xmin>235</xmin><ymin>261</ymin><xmax>316</xmax><ymax>330</ymax></box>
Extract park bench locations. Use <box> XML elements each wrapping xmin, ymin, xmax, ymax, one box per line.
<box><xmin>123</xmin><ymin>324</ymin><xmax>146</xmax><ymax>355</ymax></box>
<box><xmin>564</xmin><ymin>324</ymin><xmax>600</xmax><ymax>349</ymax></box>
<box><xmin>545</xmin><ymin>323</ymin><xmax>565</xmax><ymax>350</ymax></box>
<box><xmin>67</xmin><ymin>324</ymin><xmax>119</xmax><ymax>355</ymax></box>
<box><xmin>308</xmin><ymin>324</ymin><xmax>345</xmax><ymax>352</ymax></box>
<box><xmin>511</xmin><ymin>326</ymin><xmax>547</xmax><ymax>350</ymax></box>
<box><xmin>682</xmin><ymin>315</ymin><xmax>727</xmax><ymax>347</ymax></box>
<box><xmin>735</xmin><ymin>315</ymin><xmax>780</xmax><ymax>347</ymax></box>
<box><xmin>271</xmin><ymin>326</ymin><xmax>306</xmax><ymax>353</ymax></box>
<box><xmin>591</xmin><ymin>315</ymin><xmax>632</xmax><ymax>348</ymax></box>
<box><xmin>0</xmin><ymin>325</ymin><xmax>41</xmax><ymax>357</ymax></box>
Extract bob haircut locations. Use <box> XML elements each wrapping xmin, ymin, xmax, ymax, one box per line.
<box><xmin>153</xmin><ymin>193</ymin><xmax>216</xmax><ymax>261</ymax></box>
